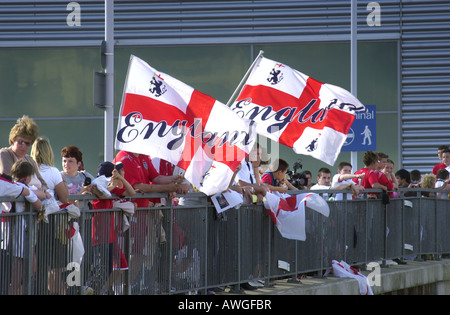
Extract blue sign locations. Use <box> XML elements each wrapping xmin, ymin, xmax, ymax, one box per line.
<box><xmin>342</xmin><ymin>105</ymin><xmax>376</xmax><ymax>152</ymax></box>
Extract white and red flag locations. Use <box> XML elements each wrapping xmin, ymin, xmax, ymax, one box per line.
<box><xmin>230</xmin><ymin>56</ymin><xmax>365</xmax><ymax>165</ymax></box>
<box><xmin>115</xmin><ymin>55</ymin><xmax>256</xmax><ymax>195</ymax></box>
<box><xmin>263</xmin><ymin>191</ymin><xmax>330</xmax><ymax>241</ymax></box>
<box><xmin>332</xmin><ymin>260</ymin><xmax>374</xmax><ymax>295</ymax></box>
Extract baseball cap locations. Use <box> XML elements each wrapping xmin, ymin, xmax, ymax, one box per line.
<box><xmin>97</xmin><ymin>161</ymin><xmax>123</xmax><ymax>177</ymax></box>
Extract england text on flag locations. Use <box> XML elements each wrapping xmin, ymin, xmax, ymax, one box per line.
<box><xmin>230</xmin><ymin>56</ymin><xmax>365</xmax><ymax>166</ymax></box>
<box><xmin>115</xmin><ymin>55</ymin><xmax>256</xmax><ymax>195</ymax></box>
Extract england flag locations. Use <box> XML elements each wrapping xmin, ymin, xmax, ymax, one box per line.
<box><xmin>263</xmin><ymin>191</ymin><xmax>330</xmax><ymax>241</ymax></box>
<box><xmin>115</xmin><ymin>55</ymin><xmax>256</xmax><ymax>196</ymax></box>
<box><xmin>230</xmin><ymin>56</ymin><xmax>365</xmax><ymax>166</ymax></box>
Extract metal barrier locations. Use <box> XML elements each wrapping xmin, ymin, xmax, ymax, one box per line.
<box><xmin>1</xmin><ymin>188</ymin><xmax>450</xmax><ymax>295</ymax></box>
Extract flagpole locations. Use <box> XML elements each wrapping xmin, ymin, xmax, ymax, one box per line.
<box><xmin>225</xmin><ymin>49</ymin><xmax>264</xmax><ymax>107</ymax></box>
<box><xmin>350</xmin><ymin>0</ymin><xmax>358</xmax><ymax>172</ymax></box>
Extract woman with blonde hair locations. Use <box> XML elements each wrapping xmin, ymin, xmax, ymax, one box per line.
<box><xmin>420</xmin><ymin>173</ymin><xmax>436</xmax><ymax>198</ymax></box>
<box><xmin>31</xmin><ymin>137</ymin><xmax>69</xmax><ymax>204</ymax></box>
<box><xmin>0</xmin><ymin>115</ymin><xmax>47</xmax><ymax>188</ymax></box>
<box><xmin>31</xmin><ymin>137</ymin><xmax>71</xmax><ymax>295</ymax></box>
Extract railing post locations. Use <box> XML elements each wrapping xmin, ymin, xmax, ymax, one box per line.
<box><xmin>25</xmin><ymin>202</ymin><xmax>34</xmax><ymax>295</ymax></box>
<box><xmin>382</xmin><ymin>202</ymin><xmax>388</xmax><ymax>268</ymax></box>
<box><xmin>418</xmin><ymin>192</ymin><xmax>422</xmax><ymax>260</ymax></box>
<box><xmin>320</xmin><ymin>212</ymin><xmax>325</xmax><ymax>277</ymax></box>
<box><xmin>123</xmin><ymin>201</ymin><xmax>131</xmax><ymax>295</ymax></box>
<box><xmin>364</xmin><ymin>194</ymin><xmax>369</xmax><ymax>268</ymax></box>
<box><xmin>266</xmin><ymin>208</ymin><xmax>272</xmax><ymax>286</ymax></box>
<box><xmin>203</xmin><ymin>196</ymin><xmax>209</xmax><ymax>294</ymax></box>
<box><xmin>435</xmin><ymin>197</ymin><xmax>439</xmax><ymax>259</ymax></box>
<box><xmin>401</xmin><ymin>193</ymin><xmax>405</xmax><ymax>262</ymax></box>
<box><xmin>344</xmin><ymin>195</ymin><xmax>349</xmax><ymax>263</ymax></box>
<box><xmin>79</xmin><ymin>198</ymin><xmax>87</xmax><ymax>295</ymax></box>
<box><xmin>167</xmin><ymin>200</ymin><xmax>174</xmax><ymax>295</ymax></box>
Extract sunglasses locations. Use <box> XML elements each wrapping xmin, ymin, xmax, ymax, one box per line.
<box><xmin>16</xmin><ymin>139</ymin><xmax>32</xmax><ymax>146</ymax></box>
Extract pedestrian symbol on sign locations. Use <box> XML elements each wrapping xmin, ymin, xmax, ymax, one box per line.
<box><xmin>342</xmin><ymin>105</ymin><xmax>376</xmax><ymax>152</ymax></box>
<box><xmin>361</xmin><ymin>125</ymin><xmax>372</xmax><ymax>145</ymax></box>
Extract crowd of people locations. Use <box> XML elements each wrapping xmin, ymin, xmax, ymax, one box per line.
<box><xmin>296</xmin><ymin>148</ymin><xmax>450</xmax><ymax>201</ymax></box>
<box><xmin>1</xmin><ymin>115</ymin><xmax>449</xmax><ymax>295</ymax></box>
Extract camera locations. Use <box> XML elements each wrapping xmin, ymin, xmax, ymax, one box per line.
<box><xmin>287</xmin><ymin>159</ymin><xmax>308</xmax><ymax>189</ymax></box>
<box><xmin>83</xmin><ymin>176</ymin><xmax>91</xmax><ymax>186</ymax></box>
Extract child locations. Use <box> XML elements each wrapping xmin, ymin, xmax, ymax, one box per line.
<box><xmin>435</xmin><ymin>168</ymin><xmax>450</xmax><ymax>199</ymax></box>
<box><xmin>91</xmin><ymin>161</ymin><xmax>135</xmax><ymax>294</ymax></box>
<box><xmin>421</xmin><ymin>173</ymin><xmax>436</xmax><ymax>198</ymax></box>
<box><xmin>382</xmin><ymin>159</ymin><xmax>399</xmax><ymax>198</ymax></box>
<box><xmin>410</xmin><ymin>169</ymin><xmax>422</xmax><ymax>185</ymax></box>
<box><xmin>9</xmin><ymin>160</ymin><xmax>48</xmax><ymax>294</ymax></box>
<box><xmin>331</xmin><ymin>162</ymin><xmax>365</xmax><ymax>200</ymax></box>
<box><xmin>261</xmin><ymin>158</ymin><xmax>298</xmax><ymax>194</ymax></box>
<box><xmin>0</xmin><ymin>174</ymin><xmax>42</xmax><ymax>209</ymax></box>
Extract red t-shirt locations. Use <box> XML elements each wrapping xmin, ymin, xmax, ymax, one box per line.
<box><xmin>92</xmin><ymin>186</ymin><xmax>126</xmax><ymax>245</ymax></box>
<box><xmin>433</xmin><ymin>163</ymin><xmax>447</xmax><ymax>176</ymax></box>
<box><xmin>157</xmin><ymin>159</ymin><xmax>174</xmax><ymax>176</ymax></box>
<box><xmin>353</xmin><ymin>168</ymin><xmax>370</xmax><ymax>187</ymax></box>
<box><xmin>377</xmin><ymin>171</ymin><xmax>394</xmax><ymax>197</ymax></box>
<box><xmin>113</xmin><ymin>151</ymin><xmax>160</xmax><ymax>208</ymax></box>
<box><xmin>354</xmin><ymin>168</ymin><xmax>393</xmax><ymax>197</ymax></box>
<box><xmin>261</xmin><ymin>171</ymin><xmax>278</xmax><ymax>187</ymax></box>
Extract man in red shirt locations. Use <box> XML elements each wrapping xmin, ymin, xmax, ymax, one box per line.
<box><xmin>113</xmin><ymin>151</ymin><xmax>183</xmax><ymax>292</ymax></box>
<box><xmin>114</xmin><ymin>151</ymin><xmax>182</xmax><ymax>208</ymax></box>
<box><xmin>433</xmin><ymin>146</ymin><xmax>450</xmax><ymax>177</ymax></box>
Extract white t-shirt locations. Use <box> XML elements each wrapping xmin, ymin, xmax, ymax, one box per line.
<box><xmin>0</xmin><ymin>179</ymin><xmax>24</xmax><ymax>199</ymax></box>
<box><xmin>39</xmin><ymin>164</ymin><xmax>64</xmax><ymax>199</ymax></box>
<box><xmin>14</xmin><ymin>182</ymin><xmax>39</xmax><ymax>213</ymax></box>
<box><xmin>9</xmin><ymin>182</ymin><xmax>39</xmax><ymax>258</ymax></box>
<box><xmin>435</xmin><ymin>179</ymin><xmax>448</xmax><ymax>199</ymax></box>
<box><xmin>236</xmin><ymin>160</ymin><xmax>256</xmax><ymax>185</ymax></box>
<box><xmin>331</xmin><ymin>174</ymin><xmax>353</xmax><ymax>201</ymax></box>
<box><xmin>311</xmin><ymin>184</ymin><xmax>331</xmax><ymax>199</ymax></box>
<box><xmin>1</xmin><ymin>179</ymin><xmax>26</xmax><ymax>213</ymax></box>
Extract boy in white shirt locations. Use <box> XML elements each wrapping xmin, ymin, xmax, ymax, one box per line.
<box><xmin>435</xmin><ymin>168</ymin><xmax>450</xmax><ymax>199</ymax></box>
<box><xmin>331</xmin><ymin>162</ymin><xmax>365</xmax><ymax>201</ymax></box>
<box><xmin>312</xmin><ymin>167</ymin><xmax>360</xmax><ymax>200</ymax></box>
<box><xmin>8</xmin><ymin>160</ymin><xmax>47</xmax><ymax>294</ymax></box>
<box><xmin>235</xmin><ymin>144</ymin><xmax>268</xmax><ymax>203</ymax></box>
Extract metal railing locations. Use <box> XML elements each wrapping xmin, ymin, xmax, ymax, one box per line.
<box><xmin>1</xmin><ymin>188</ymin><xmax>449</xmax><ymax>295</ymax></box>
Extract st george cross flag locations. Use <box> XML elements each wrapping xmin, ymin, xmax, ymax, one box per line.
<box><xmin>115</xmin><ymin>55</ymin><xmax>256</xmax><ymax>196</ymax></box>
<box><xmin>263</xmin><ymin>191</ymin><xmax>330</xmax><ymax>241</ymax></box>
<box><xmin>230</xmin><ymin>56</ymin><xmax>365</xmax><ymax>165</ymax></box>
<box><xmin>332</xmin><ymin>260</ymin><xmax>374</xmax><ymax>295</ymax></box>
